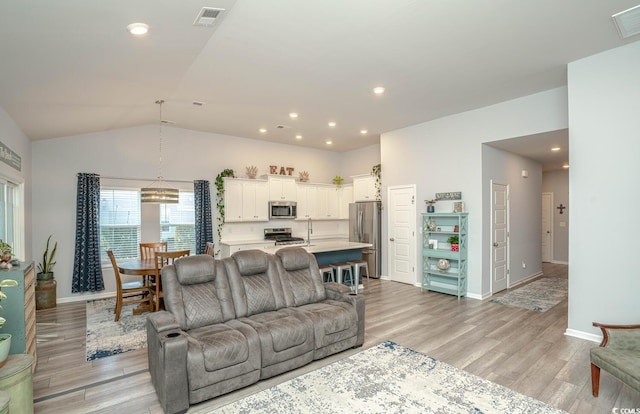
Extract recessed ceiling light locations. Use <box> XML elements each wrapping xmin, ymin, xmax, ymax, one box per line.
<box><xmin>295</xmin><ymin>135</ymin><xmax>302</xmax><ymax>140</ymax></box>
<box><xmin>259</xmin><ymin>128</ymin><xmax>267</xmax><ymax>133</ymax></box>
<box><xmin>325</xmin><ymin>140</ymin><xmax>333</xmax><ymax>145</ymax></box>
<box><xmin>360</xmin><ymin>129</ymin><xmax>368</xmax><ymax>134</ymax></box>
<box><xmin>563</xmin><ymin>164</ymin><xmax>570</xmax><ymax>169</ymax></box>
<box><xmin>373</xmin><ymin>86</ymin><xmax>385</xmax><ymax>95</ymax></box>
<box><xmin>289</xmin><ymin>112</ymin><xmax>298</xmax><ymax>119</ymax></box>
<box><xmin>127</xmin><ymin>23</ymin><xmax>150</xmax><ymax>36</ymax></box>
<box><xmin>328</xmin><ymin>122</ymin><xmax>336</xmax><ymax>127</ymax></box>
<box><xmin>551</xmin><ymin>147</ymin><xmax>561</xmax><ymax>151</ymax></box>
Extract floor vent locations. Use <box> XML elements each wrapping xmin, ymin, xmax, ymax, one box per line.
<box><xmin>194</xmin><ymin>7</ymin><xmax>225</xmax><ymax>27</ymax></box>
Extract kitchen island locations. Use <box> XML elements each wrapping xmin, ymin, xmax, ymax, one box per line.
<box><xmin>261</xmin><ymin>241</ymin><xmax>372</xmax><ymax>266</ymax></box>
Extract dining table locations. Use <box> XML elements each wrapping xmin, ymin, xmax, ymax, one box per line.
<box><xmin>118</xmin><ymin>258</ymin><xmax>159</xmax><ymax>315</ymax></box>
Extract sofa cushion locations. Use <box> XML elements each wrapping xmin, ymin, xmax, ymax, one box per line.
<box><xmin>291</xmin><ymin>300</ymin><xmax>358</xmax><ymax>349</ymax></box>
<box><xmin>224</xmin><ymin>251</ymin><xmax>287</xmax><ymax>317</ymax></box>
<box><xmin>591</xmin><ymin>348</ymin><xmax>640</xmax><ymax>392</ymax></box>
<box><xmin>188</xmin><ymin>324</ymin><xmax>250</xmax><ymax>372</ymax></box>
<box><xmin>275</xmin><ymin>248</ymin><xmax>326</xmax><ymax>307</ymax></box>
<box><xmin>163</xmin><ymin>256</ymin><xmax>236</xmax><ymax>330</ymax></box>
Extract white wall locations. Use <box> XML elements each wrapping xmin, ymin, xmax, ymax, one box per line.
<box><xmin>482</xmin><ymin>145</ymin><xmax>542</xmax><ymax>289</ymax></box>
<box><xmin>567</xmin><ymin>40</ymin><xmax>640</xmax><ymax>336</ymax></box>
<box><xmin>0</xmin><ymin>106</ymin><xmax>32</xmax><ymax>262</ymax></box>
<box><xmin>31</xmin><ymin>125</ymin><xmax>374</xmax><ymax>302</ymax></box>
<box><xmin>339</xmin><ymin>143</ymin><xmax>381</xmax><ymax>182</ymax></box>
<box><xmin>542</xmin><ymin>170</ymin><xmax>569</xmax><ymax>263</ymax></box>
<box><xmin>381</xmin><ymin>87</ymin><xmax>567</xmax><ymax>297</ymax></box>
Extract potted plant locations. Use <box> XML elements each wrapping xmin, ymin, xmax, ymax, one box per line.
<box><xmin>332</xmin><ymin>175</ymin><xmax>344</xmax><ymax>188</ymax></box>
<box><xmin>36</xmin><ymin>235</ymin><xmax>57</xmax><ymax>309</ymax></box>
<box><xmin>447</xmin><ymin>235</ymin><xmax>459</xmax><ymax>252</ymax></box>
<box><xmin>0</xmin><ymin>240</ymin><xmax>13</xmax><ymax>268</ymax></box>
<box><xmin>0</xmin><ymin>278</ymin><xmax>18</xmax><ymax>368</ymax></box>
<box><xmin>425</xmin><ymin>199</ymin><xmax>437</xmax><ymax>213</ymax></box>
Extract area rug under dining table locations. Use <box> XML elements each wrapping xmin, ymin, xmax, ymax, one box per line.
<box><xmin>85</xmin><ymin>298</ymin><xmax>147</xmax><ymax>361</ymax></box>
<box><xmin>207</xmin><ymin>341</ymin><xmax>565</xmax><ymax>414</ymax></box>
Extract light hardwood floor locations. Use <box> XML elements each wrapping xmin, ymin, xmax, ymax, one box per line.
<box><xmin>33</xmin><ymin>263</ymin><xmax>640</xmax><ymax>413</ymax></box>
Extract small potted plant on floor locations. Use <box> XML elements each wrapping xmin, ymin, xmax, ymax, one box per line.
<box><xmin>36</xmin><ymin>235</ymin><xmax>57</xmax><ymax>310</ymax></box>
<box><xmin>447</xmin><ymin>235</ymin><xmax>459</xmax><ymax>252</ymax></box>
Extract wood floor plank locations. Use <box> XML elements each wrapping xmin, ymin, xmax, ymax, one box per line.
<box><xmin>32</xmin><ymin>263</ymin><xmax>640</xmax><ymax>413</ymax></box>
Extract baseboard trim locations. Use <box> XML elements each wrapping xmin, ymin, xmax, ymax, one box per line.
<box><xmin>466</xmin><ymin>292</ymin><xmax>490</xmax><ymax>300</ymax></box>
<box><xmin>565</xmin><ymin>328</ymin><xmax>601</xmax><ymax>343</ymax></box>
<box><xmin>57</xmin><ymin>292</ymin><xmax>115</xmax><ymax>304</ymax></box>
<box><xmin>550</xmin><ymin>260</ymin><xmax>569</xmax><ymax>265</ymax></box>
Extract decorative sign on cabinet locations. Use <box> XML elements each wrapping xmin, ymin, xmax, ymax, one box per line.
<box><xmin>421</xmin><ymin>213</ymin><xmax>468</xmax><ymax>299</ymax></box>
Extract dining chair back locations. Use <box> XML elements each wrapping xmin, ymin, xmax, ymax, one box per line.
<box><xmin>107</xmin><ymin>249</ymin><xmax>151</xmax><ymax>322</ymax></box>
<box><xmin>150</xmin><ymin>249</ymin><xmax>191</xmax><ymax>311</ymax></box>
<box><xmin>140</xmin><ymin>242</ymin><xmax>168</xmax><ymax>259</ymax></box>
<box><xmin>204</xmin><ymin>242</ymin><xmax>215</xmax><ymax>256</ymax></box>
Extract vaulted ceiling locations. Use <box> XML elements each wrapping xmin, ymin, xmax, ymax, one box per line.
<box><xmin>0</xmin><ymin>1</ymin><xmax>638</xmax><ymax>152</ymax></box>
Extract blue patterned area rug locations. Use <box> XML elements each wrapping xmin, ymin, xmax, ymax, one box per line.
<box><xmin>211</xmin><ymin>341</ymin><xmax>565</xmax><ymax>414</ymax></box>
<box><xmin>85</xmin><ymin>298</ymin><xmax>147</xmax><ymax>361</ymax></box>
<box><xmin>490</xmin><ymin>277</ymin><xmax>568</xmax><ymax>312</ymax></box>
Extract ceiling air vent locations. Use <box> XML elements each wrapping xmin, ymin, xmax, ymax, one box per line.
<box><xmin>194</xmin><ymin>7</ymin><xmax>225</xmax><ymax>27</ymax></box>
<box><xmin>612</xmin><ymin>5</ymin><xmax>640</xmax><ymax>39</ymax></box>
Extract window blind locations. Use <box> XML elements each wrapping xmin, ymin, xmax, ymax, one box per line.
<box><xmin>160</xmin><ymin>191</ymin><xmax>196</xmax><ymax>253</ymax></box>
<box><xmin>100</xmin><ymin>189</ymin><xmax>141</xmax><ymax>261</ymax></box>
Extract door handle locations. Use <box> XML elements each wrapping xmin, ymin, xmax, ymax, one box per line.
<box><xmin>546</xmin><ymin>231</ymin><xmax>550</xmax><ymax>234</ymax></box>
<box><xmin>493</xmin><ymin>242</ymin><xmax>498</xmax><ymax>247</ymax></box>
<box><xmin>390</xmin><ymin>238</ymin><xmax>395</xmax><ymax>241</ymax></box>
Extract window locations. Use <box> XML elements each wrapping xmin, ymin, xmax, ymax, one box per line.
<box><xmin>100</xmin><ymin>189</ymin><xmax>141</xmax><ymax>262</ymax></box>
<box><xmin>160</xmin><ymin>191</ymin><xmax>196</xmax><ymax>253</ymax></box>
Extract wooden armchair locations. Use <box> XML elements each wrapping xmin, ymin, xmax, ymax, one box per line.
<box><xmin>204</xmin><ymin>241</ymin><xmax>215</xmax><ymax>256</ymax></box>
<box><xmin>150</xmin><ymin>250</ymin><xmax>190</xmax><ymax>312</ymax></box>
<box><xmin>591</xmin><ymin>322</ymin><xmax>640</xmax><ymax>396</ymax></box>
<box><xmin>107</xmin><ymin>250</ymin><xmax>150</xmax><ymax>322</ymax></box>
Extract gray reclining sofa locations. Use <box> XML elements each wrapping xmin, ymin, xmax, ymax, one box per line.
<box><xmin>147</xmin><ymin>247</ymin><xmax>365</xmax><ymax>414</ymax></box>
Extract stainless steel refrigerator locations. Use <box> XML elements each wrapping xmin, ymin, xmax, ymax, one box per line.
<box><xmin>349</xmin><ymin>201</ymin><xmax>381</xmax><ymax>278</ymax></box>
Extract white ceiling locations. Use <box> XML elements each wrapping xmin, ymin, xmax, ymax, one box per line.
<box><xmin>0</xmin><ymin>1</ymin><xmax>638</xmax><ymax>152</ymax></box>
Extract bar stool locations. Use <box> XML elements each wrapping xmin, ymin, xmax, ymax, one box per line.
<box><xmin>319</xmin><ymin>265</ymin><xmax>335</xmax><ymax>282</ymax></box>
<box><xmin>348</xmin><ymin>260</ymin><xmax>370</xmax><ymax>294</ymax></box>
<box><xmin>331</xmin><ymin>262</ymin><xmax>354</xmax><ymax>291</ymax></box>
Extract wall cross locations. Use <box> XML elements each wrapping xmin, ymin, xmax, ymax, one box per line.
<box><xmin>557</xmin><ymin>204</ymin><xmax>566</xmax><ymax>214</ymax></box>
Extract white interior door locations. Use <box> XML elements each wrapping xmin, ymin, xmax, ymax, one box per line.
<box><xmin>387</xmin><ymin>185</ymin><xmax>416</xmax><ymax>285</ymax></box>
<box><xmin>541</xmin><ymin>192</ymin><xmax>553</xmax><ymax>262</ymax></box>
<box><xmin>491</xmin><ymin>182</ymin><xmax>509</xmax><ymax>293</ymax></box>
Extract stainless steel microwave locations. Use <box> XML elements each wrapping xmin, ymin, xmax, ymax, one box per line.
<box><xmin>269</xmin><ymin>201</ymin><xmax>297</xmax><ymax>219</ymax></box>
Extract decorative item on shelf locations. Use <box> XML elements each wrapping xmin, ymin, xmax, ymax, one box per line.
<box><xmin>436</xmin><ymin>258</ymin><xmax>450</xmax><ymax>271</ymax></box>
<box><xmin>371</xmin><ymin>164</ymin><xmax>381</xmax><ymax>201</ymax></box>
<box><xmin>454</xmin><ymin>225</ymin><xmax>459</xmax><ymax>233</ymax></box>
<box><xmin>36</xmin><ymin>234</ymin><xmax>58</xmax><ymax>309</ymax></box>
<box><xmin>447</xmin><ymin>235</ymin><xmax>459</xmax><ymax>252</ymax></box>
<box><xmin>425</xmin><ymin>199</ymin><xmax>437</xmax><ymax>213</ymax></box>
<box><xmin>298</xmin><ymin>171</ymin><xmax>310</xmax><ymax>182</ymax></box>
<box><xmin>428</xmin><ymin>219</ymin><xmax>437</xmax><ymax>231</ymax></box>
<box><xmin>269</xmin><ymin>166</ymin><xmax>295</xmax><ymax>176</ymax></box>
<box><xmin>141</xmin><ymin>100</ymin><xmax>179</xmax><ymax>204</ymax></box>
<box><xmin>332</xmin><ymin>175</ymin><xmax>344</xmax><ymax>188</ymax></box>
<box><xmin>215</xmin><ymin>168</ymin><xmax>236</xmax><ymax>254</ymax></box>
<box><xmin>428</xmin><ymin>239</ymin><xmax>438</xmax><ymax>250</ymax></box>
<box><xmin>246</xmin><ymin>165</ymin><xmax>258</xmax><ymax>179</ymax></box>
<box><xmin>0</xmin><ymin>241</ymin><xmax>12</xmax><ymax>269</ymax></box>
<box><xmin>0</xmin><ymin>277</ymin><xmax>18</xmax><ymax>368</ymax></box>
<box><xmin>453</xmin><ymin>201</ymin><xmax>464</xmax><ymax>213</ymax></box>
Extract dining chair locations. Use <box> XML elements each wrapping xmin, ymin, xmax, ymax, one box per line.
<box><xmin>107</xmin><ymin>249</ymin><xmax>151</xmax><ymax>322</ymax></box>
<box><xmin>204</xmin><ymin>242</ymin><xmax>215</xmax><ymax>256</ymax></box>
<box><xmin>140</xmin><ymin>242</ymin><xmax>168</xmax><ymax>259</ymax></box>
<box><xmin>150</xmin><ymin>250</ymin><xmax>191</xmax><ymax>312</ymax></box>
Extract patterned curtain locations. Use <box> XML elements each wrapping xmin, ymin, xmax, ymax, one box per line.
<box><xmin>72</xmin><ymin>173</ymin><xmax>104</xmax><ymax>293</ymax></box>
<box><xmin>194</xmin><ymin>180</ymin><xmax>213</xmax><ymax>254</ymax></box>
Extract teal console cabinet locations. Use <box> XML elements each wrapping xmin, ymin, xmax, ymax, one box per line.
<box><xmin>421</xmin><ymin>213</ymin><xmax>468</xmax><ymax>299</ymax></box>
<box><xmin>0</xmin><ymin>263</ymin><xmax>37</xmax><ymax>369</ymax></box>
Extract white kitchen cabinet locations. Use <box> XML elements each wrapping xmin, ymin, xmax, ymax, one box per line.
<box><xmin>352</xmin><ymin>174</ymin><xmax>376</xmax><ymax>201</ymax></box>
<box><xmin>268</xmin><ymin>176</ymin><xmax>297</xmax><ymax>201</ymax></box>
<box><xmin>316</xmin><ymin>186</ymin><xmax>339</xmax><ymax>219</ymax></box>
<box><xmin>339</xmin><ymin>184</ymin><xmax>353</xmax><ymax>219</ymax></box>
<box><xmin>224</xmin><ymin>178</ymin><xmax>269</xmax><ymax>222</ymax></box>
<box><xmin>296</xmin><ymin>184</ymin><xmax>317</xmax><ymax>219</ymax></box>
<box><xmin>220</xmin><ymin>241</ymin><xmax>275</xmax><ymax>258</ymax></box>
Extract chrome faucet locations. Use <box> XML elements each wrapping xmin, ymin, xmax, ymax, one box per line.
<box><xmin>307</xmin><ymin>218</ymin><xmax>313</xmax><ymax>246</ymax></box>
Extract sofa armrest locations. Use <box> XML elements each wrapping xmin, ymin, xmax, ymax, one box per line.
<box><xmin>593</xmin><ymin>322</ymin><xmax>640</xmax><ymax>351</ymax></box>
<box><xmin>324</xmin><ymin>283</ymin><xmax>365</xmax><ymax>347</ymax></box>
<box><xmin>147</xmin><ymin>312</ymin><xmax>190</xmax><ymax>414</ymax></box>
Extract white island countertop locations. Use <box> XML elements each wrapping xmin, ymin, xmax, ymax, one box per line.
<box><xmin>261</xmin><ymin>241</ymin><xmax>372</xmax><ymax>254</ymax></box>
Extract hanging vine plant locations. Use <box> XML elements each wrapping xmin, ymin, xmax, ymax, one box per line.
<box><xmin>371</xmin><ymin>163</ymin><xmax>381</xmax><ymax>201</ymax></box>
<box><xmin>215</xmin><ymin>168</ymin><xmax>236</xmax><ymax>244</ymax></box>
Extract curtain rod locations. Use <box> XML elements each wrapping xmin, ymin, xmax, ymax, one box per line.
<box><xmin>99</xmin><ymin>175</ymin><xmax>195</xmax><ymax>184</ymax></box>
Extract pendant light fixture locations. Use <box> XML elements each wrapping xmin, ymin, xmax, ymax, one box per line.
<box><xmin>141</xmin><ymin>100</ymin><xmax>179</xmax><ymax>204</ymax></box>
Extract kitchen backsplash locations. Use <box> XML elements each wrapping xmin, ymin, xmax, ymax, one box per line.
<box><xmin>221</xmin><ymin>220</ymin><xmax>348</xmax><ymax>242</ymax></box>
